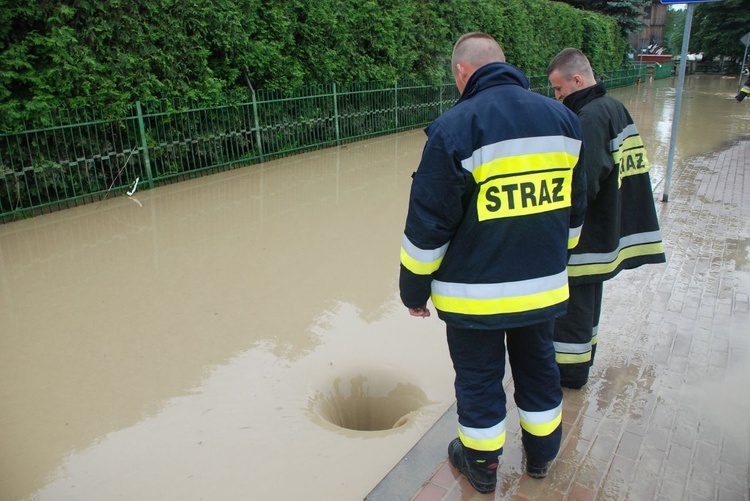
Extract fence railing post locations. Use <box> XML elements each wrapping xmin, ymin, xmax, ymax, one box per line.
<box><xmin>333</xmin><ymin>83</ymin><xmax>340</xmax><ymax>145</ymax></box>
<box><xmin>251</xmin><ymin>88</ymin><xmax>265</xmax><ymax>163</ymax></box>
<box><xmin>394</xmin><ymin>81</ymin><xmax>399</xmax><ymax>130</ymax></box>
<box><xmin>135</xmin><ymin>101</ymin><xmax>154</xmax><ymax>189</ymax></box>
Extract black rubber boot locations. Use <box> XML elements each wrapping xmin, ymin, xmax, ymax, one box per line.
<box><xmin>559</xmin><ymin>363</ymin><xmax>589</xmax><ymax>389</ymax></box>
<box><xmin>560</xmin><ymin>378</ymin><xmax>587</xmax><ymax>389</ymax></box>
<box><xmin>447</xmin><ymin>438</ymin><xmax>498</xmax><ymax>493</ymax></box>
<box><xmin>521</xmin><ymin>424</ymin><xmax>560</xmax><ymax>479</ymax></box>
<box><xmin>526</xmin><ymin>459</ymin><xmax>553</xmax><ymax>478</ymax></box>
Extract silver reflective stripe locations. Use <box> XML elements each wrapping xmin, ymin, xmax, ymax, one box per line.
<box><xmin>401</xmin><ymin>234</ymin><xmax>449</xmax><ymax>263</ymax></box>
<box><xmin>458</xmin><ymin>419</ymin><xmax>506</xmax><ymax>439</ymax></box>
<box><xmin>554</xmin><ymin>341</ymin><xmax>591</xmax><ymax>354</ymax></box>
<box><xmin>610</xmin><ymin>123</ymin><xmax>640</xmax><ymax>152</ymax></box>
<box><xmin>432</xmin><ymin>270</ymin><xmax>567</xmax><ymax>298</ymax></box>
<box><xmin>568</xmin><ymin>230</ymin><xmax>663</xmax><ymax>265</ymax></box>
<box><xmin>518</xmin><ymin>403</ymin><xmax>562</xmax><ymax>424</ymax></box>
<box><xmin>461</xmin><ymin>136</ymin><xmax>582</xmax><ymax>173</ymax></box>
<box><xmin>569</xmin><ymin>224</ymin><xmax>582</xmax><ymax>240</ymax></box>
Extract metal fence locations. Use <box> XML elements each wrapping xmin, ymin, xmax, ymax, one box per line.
<box><xmin>652</xmin><ymin>61</ymin><xmax>676</xmax><ymax>79</ymax></box>
<box><xmin>0</xmin><ymin>65</ymin><xmax>650</xmax><ymax>223</ymax></box>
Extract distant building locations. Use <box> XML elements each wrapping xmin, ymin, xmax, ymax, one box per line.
<box><xmin>629</xmin><ymin>0</ymin><xmax>668</xmax><ymax>52</ymax></box>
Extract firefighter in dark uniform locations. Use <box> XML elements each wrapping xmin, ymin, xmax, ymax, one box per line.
<box><xmin>547</xmin><ymin>48</ymin><xmax>666</xmax><ymax>389</ymax></box>
<box><xmin>399</xmin><ymin>33</ymin><xmax>587</xmax><ymax>493</ymax></box>
<box><xmin>736</xmin><ymin>68</ymin><xmax>750</xmax><ymax>103</ymax></box>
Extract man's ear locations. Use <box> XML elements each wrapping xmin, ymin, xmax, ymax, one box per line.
<box><xmin>573</xmin><ymin>74</ymin><xmax>585</xmax><ymax>88</ymax></box>
<box><xmin>454</xmin><ymin>63</ymin><xmax>472</xmax><ymax>92</ymax></box>
<box><xmin>455</xmin><ymin>63</ymin><xmax>468</xmax><ymax>81</ymax></box>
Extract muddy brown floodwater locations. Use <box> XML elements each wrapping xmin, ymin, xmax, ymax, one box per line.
<box><xmin>1</xmin><ymin>73</ymin><xmax>749</xmax><ymax>501</ymax></box>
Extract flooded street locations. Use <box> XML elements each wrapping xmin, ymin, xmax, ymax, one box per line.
<box><xmin>1</xmin><ymin>74</ymin><xmax>749</xmax><ymax>501</ymax></box>
<box><xmin>615</xmin><ymin>72</ymin><xmax>750</xmax><ymax>182</ymax></box>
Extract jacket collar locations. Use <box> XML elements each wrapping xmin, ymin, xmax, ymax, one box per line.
<box><xmin>562</xmin><ymin>82</ymin><xmax>607</xmax><ymax>113</ymax></box>
<box><xmin>458</xmin><ymin>62</ymin><xmax>530</xmax><ymax>104</ymax></box>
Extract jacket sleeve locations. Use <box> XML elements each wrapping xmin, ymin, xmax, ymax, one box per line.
<box><xmin>399</xmin><ymin>124</ymin><xmax>467</xmax><ymax>308</ymax></box>
<box><xmin>568</xmin><ymin>124</ymin><xmax>587</xmax><ymax>250</ymax></box>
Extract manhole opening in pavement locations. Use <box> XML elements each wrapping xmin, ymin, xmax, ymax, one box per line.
<box><xmin>312</xmin><ymin>370</ymin><xmax>429</xmax><ymax>431</ymax></box>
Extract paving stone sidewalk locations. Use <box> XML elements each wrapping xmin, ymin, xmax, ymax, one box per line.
<box><xmin>368</xmin><ymin>139</ymin><xmax>750</xmax><ymax>501</ymax></box>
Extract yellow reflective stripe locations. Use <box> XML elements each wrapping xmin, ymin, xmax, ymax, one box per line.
<box><xmin>473</xmin><ymin>152</ymin><xmax>579</xmax><ymax>184</ymax></box>
<box><xmin>610</xmin><ymin>123</ymin><xmax>640</xmax><ymax>153</ymax></box>
<box><xmin>477</xmin><ymin>169</ymin><xmax>573</xmax><ymax>221</ymax></box>
<box><xmin>568</xmin><ymin>224</ymin><xmax>582</xmax><ymax>249</ymax></box>
<box><xmin>568</xmin><ymin>242</ymin><xmax>665</xmax><ymax>278</ymax></box>
<box><xmin>570</xmin><ymin>231</ymin><xmax>662</xmax><ymax>265</ymax></box>
<box><xmin>518</xmin><ymin>404</ymin><xmax>562</xmax><ymax>437</ymax></box>
<box><xmin>556</xmin><ymin>352</ymin><xmax>591</xmax><ymax>364</ymax></box>
<box><xmin>609</xmin><ymin>123</ymin><xmax>639</xmax><ymax>148</ymax></box>
<box><xmin>554</xmin><ymin>338</ymin><xmax>592</xmax><ymax>364</ymax></box>
<box><xmin>462</xmin><ymin>136</ymin><xmax>582</xmax><ymax>182</ymax></box>
<box><xmin>400</xmin><ymin>235</ymin><xmax>448</xmax><ymax>275</ymax></box>
<box><xmin>458</xmin><ymin>420</ymin><xmax>506</xmax><ymax>452</ymax></box>
<box><xmin>432</xmin><ymin>271</ymin><xmax>569</xmax><ymax>315</ymax></box>
<box><xmin>432</xmin><ymin>283</ymin><xmax>568</xmax><ymax>315</ymax></box>
<box><xmin>400</xmin><ymin>247</ymin><xmax>440</xmax><ymax>274</ymax></box>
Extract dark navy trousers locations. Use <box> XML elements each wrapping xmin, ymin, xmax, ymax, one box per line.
<box><xmin>446</xmin><ymin>320</ymin><xmax>563</xmax><ymax>464</ymax></box>
<box><xmin>553</xmin><ymin>281</ymin><xmax>604</xmax><ymax>386</ymax></box>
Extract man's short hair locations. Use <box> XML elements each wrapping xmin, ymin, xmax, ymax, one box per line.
<box><xmin>451</xmin><ymin>32</ymin><xmax>505</xmax><ymax>72</ymax></box>
<box><xmin>547</xmin><ymin>48</ymin><xmax>593</xmax><ymax>79</ymax></box>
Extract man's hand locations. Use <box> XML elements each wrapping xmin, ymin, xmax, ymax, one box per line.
<box><xmin>408</xmin><ymin>306</ymin><xmax>431</xmax><ymax>318</ymax></box>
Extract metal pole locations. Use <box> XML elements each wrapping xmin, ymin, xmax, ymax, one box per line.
<box><xmin>662</xmin><ymin>2</ymin><xmax>695</xmax><ymax>203</ymax></box>
<box><xmin>394</xmin><ymin>81</ymin><xmax>399</xmax><ymax>131</ymax></box>
<box><xmin>250</xmin><ymin>87</ymin><xmax>264</xmax><ymax>163</ymax></box>
<box><xmin>135</xmin><ymin>101</ymin><xmax>154</xmax><ymax>189</ymax></box>
<box><xmin>333</xmin><ymin>83</ymin><xmax>340</xmax><ymax>145</ymax></box>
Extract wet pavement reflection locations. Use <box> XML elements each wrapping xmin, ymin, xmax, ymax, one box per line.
<box><xmin>2</xmin><ymin>74</ymin><xmax>750</xmax><ymax>501</ymax></box>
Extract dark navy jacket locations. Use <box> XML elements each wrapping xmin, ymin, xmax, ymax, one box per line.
<box><xmin>400</xmin><ymin>62</ymin><xmax>587</xmax><ymax>329</ymax></box>
<box><xmin>562</xmin><ymin>83</ymin><xmax>665</xmax><ymax>284</ymax></box>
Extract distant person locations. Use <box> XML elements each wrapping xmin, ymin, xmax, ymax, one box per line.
<box><xmin>736</xmin><ymin>69</ymin><xmax>749</xmax><ymax>103</ymax></box>
<box><xmin>546</xmin><ymin>48</ymin><xmax>666</xmax><ymax>389</ymax></box>
<box><xmin>399</xmin><ymin>33</ymin><xmax>587</xmax><ymax>492</ymax></box>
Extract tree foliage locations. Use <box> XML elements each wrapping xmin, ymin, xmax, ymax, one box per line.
<box><xmin>0</xmin><ymin>0</ymin><xmax>628</xmax><ymax>129</ymax></box>
<box><xmin>553</xmin><ymin>0</ymin><xmax>652</xmax><ymax>35</ymax></box>
<box><xmin>690</xmin><ymin>0</ymin><xmax>750</xmax><ymax>62</ymax></box>
<box><xmin>662</xmin><ymin>6</ymin><xmax>687</xmax><ymax>55</ymax></box>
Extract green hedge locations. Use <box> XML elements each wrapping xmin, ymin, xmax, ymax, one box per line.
<box><xmin>1</xmin><ymin>0</ymin><xmax>627</xmax><ymax>132</ymax></box>
<box><xmin>2</xmin><ymin>64</ymin><xmax>653</xmax><ymax>223</ymax></box>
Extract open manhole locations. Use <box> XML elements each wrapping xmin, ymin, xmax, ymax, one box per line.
<box><xmin>311</xmin><ymin>370</ymin><xmax>429</xmax><ymax>432</ymax></box>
